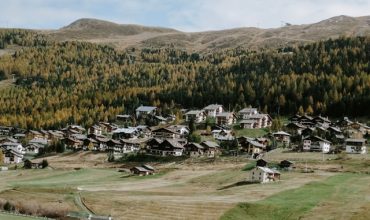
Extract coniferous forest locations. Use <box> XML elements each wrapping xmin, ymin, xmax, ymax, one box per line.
<box><xmin>0</xmin><ymin>29</ymin><xmax>369</xmax><ymax>129</ymax></box>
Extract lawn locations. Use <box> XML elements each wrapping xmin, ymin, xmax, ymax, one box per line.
<box><xmin>221</xmin><ymin>173</ymin><xmax>367</xmax><ymax>220</ymax></box>
<box><xmin>234</xmin><ymin>128</ymin><xmax>268</xmax><ymax>138</ymax></box>
<box><xmin>0</xmin><ymin>213</ymin><xmax>39</xmax><ymax>220</ymax></box>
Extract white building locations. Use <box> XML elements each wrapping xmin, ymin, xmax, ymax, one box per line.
<box><xmin>135</xmin><ymin>106</ymin><xmax>157</xmax><ymax>118</ymax></box>
<box><xmin>345</xmin><ymin>138</ymin><xmax>367</xmax><ymax>154</ymax></box>
<box><xmin>250</xmin><ymin>166</ymin><xmax>281</xmax><ymax>183</ymax></box>
<box><xmin>1</xmin><ymin>142</ymin><xmax>24</xmax><ymax>154</ymax></box>
<box><xmin>203</xmin><ymin>104</ymin><xmax>224</xmax><ymax>118</ymax></box>
<box><xmin>185</xmin><ymin>110</ymin><xmax>206</xmax><ymax>123</ymax></box>
<box><xmin>238</xmin><ymin>107</ymin><xmax>258</xmax><ymax>119</ymax></box>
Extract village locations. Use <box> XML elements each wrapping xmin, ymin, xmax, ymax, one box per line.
<box><xmin>0</xmin><ymin>104</ymin><xmax>369</xmax><ymax>179</ymax></box>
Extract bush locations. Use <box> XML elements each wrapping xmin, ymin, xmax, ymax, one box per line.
<box><xmin>107</xmin><ymin>152</ymin><xmax>115</xmax><ymax>162</ymax></box>
<box><xmin>188</xmin><ymin>133</ymin><xmax>201</xmax><ymax>143</ymax></box>
<box><xmin>3</xmin><ymin>201</ymin><xmax>15</xmax><ymax>211</ymax></box>
<box><xmin>41</xmin><ymin>159</ymin><xmax>48</xmax><ymax>168</ymax></box>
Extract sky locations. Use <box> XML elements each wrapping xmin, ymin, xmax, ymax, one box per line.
<box><xmin>0</xmin><ymin>0</ymin><xmax>369</xmax><ymax>32</ymax></box>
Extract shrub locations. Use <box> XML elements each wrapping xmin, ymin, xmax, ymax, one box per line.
<box><xmin>3</xmin><ymin>201</ymin><xmax>15</xmax><ymax>211</ymax></box>
<box><xmin>41</xmin><ymin>159</ymin><xmax>49</xmax><ymax>168</ymax></box>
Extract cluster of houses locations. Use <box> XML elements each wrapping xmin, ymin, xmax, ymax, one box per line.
<box><xmin>286</xmin><ymin>115</ymin><xmax>369</xmax><ymax>154</ymax></box>
<box><xmin>185</xmin><ymin>105</ymin><xmax>272</xmax><ymax>128</ymax></box>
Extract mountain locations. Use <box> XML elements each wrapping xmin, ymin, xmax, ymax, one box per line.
<box><xmin>45</xmin><ymin>15</ymin><xmax>370</xmax><ymax>51</ymax></box>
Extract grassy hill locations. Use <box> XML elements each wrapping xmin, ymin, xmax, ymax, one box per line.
<box><xmin>45</xmin><ymin>15</ymin><xmax>370</xmax><ymax>51</ymax></box>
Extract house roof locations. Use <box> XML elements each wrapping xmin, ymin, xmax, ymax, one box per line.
<box><xmin>1</xmin><ymin>142</ymin><xmax>22</xmax><ymax>146</ymax></box>
<box><xmin>131</xmin><ymin>166</ymin><xmax>151</xmax><ymax>172</ymax></box>
<box><xmin>185</xmin><ymin>110</ymin><xmax>204</xmax><ymax>115</ymax></box>
<box><xmin>5</xmin><ymin>149</ymin><xmax>23</xmax><ymax>157</ymax></box>
<box><xmin>239</xmin><ymin>108</ymin><xmax>258</xmax><ymax>113</ymax></box>
<box><xmin>113</xmin><ymin>127</ymin><xmax>138</xmax><ymax>134</ymax></box>
<box><xmin>256</xmin><ymin>166</ymin><xmax>280</xmax><ymax>174</ymax></box>
<box><xmin>203</xmin><ymin>104</ymin><xmax>223</xmax><ymax>110</ymax></box>
<box><xmin>136</xmin><ymin>106</ymin><xmax>157</xmax><ymax>112</ymax></box>
<box><xmin>29</xmin><ymin>138</ymin><xmax>48</xmax><ymax>145</ymax></box>
<box><xmin>247</xmin><ymin>140</ymin><xmax>265</xmax><ymax>148</ymax></box>
<box><xmin>345</xmin><ymin>138</ymin><xmax>367</xmax><ymax>143</ymax></box>
<box><xmin>186</xmin><ymin>142</ymin><xmax>204</xmax><ymax>149</ymax></box>
<box><xmin>201</xmin><ymin>141</ymin><xmax>219</xmax><ymax>148</ymax></box>
<box><xmin>273</xmin><ymin>131</ymin><xmax>291</xmax><ymax>136</ymax></box>
<box><xmin>142</xmin><ymin>164</ymin><xmax>155</xmax><ymax>171</ymax></box>
<box><xmin>245</xmin><ymin>114</ymin><xmax>271</xmax><ymax>119</ymax></box>
<box><xmin>216</xmin><ymin>112</ymin><xmax>235</xmax><ymax>117</ymax></box>
<box><xmin>161</xmin><ymin>139</ymin><xmax>184</xmax><ymax>149</ymax></box>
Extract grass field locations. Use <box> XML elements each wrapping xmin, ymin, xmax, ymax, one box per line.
<box><xmin>0</xmin><ymin>151</ymin><xmax>369</xmax><ymax>219</ymax></box>
<box><xmin>221</xmin><ymin>173</ymin><xmax>370</xmax><ymax>220</ymax></box>
<box><xmin>0</xmin><ymin>213</ymin><xmax>39</xmax><ymax>220</ymax></box>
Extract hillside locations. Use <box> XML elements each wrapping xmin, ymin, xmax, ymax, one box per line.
<box><xmin>0</xmin><ymin>29</ymin><xmax>369</xmax><ymax>129</ymax></box>
<box><xmin>45</xmin><ymin>15</ymin><xmax>370</xmax><ymax>51</ymax></box>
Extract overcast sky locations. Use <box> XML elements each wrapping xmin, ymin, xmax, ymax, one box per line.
<box><xmin>0</xmin><ymin>0</ymin><xmax>369</xmax><ymax>31</ymax></box>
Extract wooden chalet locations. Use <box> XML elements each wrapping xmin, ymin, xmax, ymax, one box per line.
<box><xmin>150</xmin><ymin>139</ymin><xmax>184</xmax><ymax>156</ymax></box>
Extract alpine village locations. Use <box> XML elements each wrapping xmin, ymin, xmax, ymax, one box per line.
<box><xmin>0</xmin><ymin>13</ymin><xmax>370</xmax><ymax>220</ymax></box>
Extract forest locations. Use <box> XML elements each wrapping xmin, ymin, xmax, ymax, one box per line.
<box><xmin>0</xmin><ymin>29</ymin><xmax>369</xmax><ymax>129</ymax></box>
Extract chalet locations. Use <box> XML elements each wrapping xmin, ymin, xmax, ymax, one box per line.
<box><xmin>63</xmin><ymin>137</ymin><xmax>83</xmax><ymax>150</ymax></box>
<box><xmin>203</xmin><ymin>104</ymin><xmax>224</xmax><ymax>118</ymax></box>
<box><xmin>243</xmin><ymin>114</ymin><xmax>272</xmax><ymax>128</ymax></box>
<box><xmin>130</xmin><ymin>166</ymin><xmax>154</xmax><ymax>176</ymax></box>
<box><xmin>297</xmin><ymin>115</ymin><xmax>314</xmax><ymax>127</ymax></box>
<box><xmin>279</xmin><ymin>160</ymin><xmax>294</xmax><ymax>169</ymax></box>
<box><xmin>167</xmin><ymin>125</ymin><xmax>190</xmax><ymax>138</ymax></box>
<box><xmin>154</xmin><ymin>115</ymin><xmax>168</xmax><ymax>125</ymax></box>
<box><xmin>3</xmin><ymin>149</ymin><xmax>23</xmax><ymax>164</ymax></box>
<box><xmin>0</xmin><ymin>126</ymin><xmax>13</xmax><ymax>136</ymax></box>
<box><xmin>88</xmin><ymin>125</ymin><xmax>103</xmax><ymax>136</ymax></box>
<box><xmin>336</xmin><ymin>117</ymin><xmax>353</xmax><ymax>128</ymax></box>
<box><xmin>238</xmin><ymin>137</ymin><xmax>266</xmax><ymax>156</ymax></box>
<box><xmin>313</xmin><ymin>115</ymin><xmax>331</xmax><ymax>127</ymax></box>
<box><xmin>238</xmin><ymin>107</ymin><xmax>258</xmax><ymax>119</ymax></box>
<box><xmin>151</xmin><ymin>127</ymin><xmax>181</xmax><ymax>139</ymax></box>
<box><xmin>216</xmin><ymin>112</ymin><xmax>236</xmax><ymax>125</ymax></box>
<box><xmin>150</xmin><ymin>139</ymin><xmax>184</xmax><ymax>156</ymax></box>
<box><xmin>84</xmin><ymin>138</ymin><xmax>99</xmax><ymax>151</ymax></box>
<box><xmin>345</xmin><ymin>138</ymin><xmax>367</xmax><ymax>154</ymax></box>
<box><xmin>99</xmin><ymin>122</ymin><xmax>118</xmax><ymax>133</ymax></box>
<box><xmin>184</xmin><ymin>142</ymin><xmax>204</xmax><ymax>157</ymax></box>
<box><xmin>29</xmin><ymin>138</ymin><xmax>49</xmax><ymax>147</ymax></box>
<box><xmin>272</xmin><ymin>131</ymin><xmax>291</xmax><ymax>145</ymax></box>
<box><xmin>200</xmin><ymin>141</ymin><xmax>220</xmax><ymax>157</ymax></box>
<box><xmin>62</xmin><ymin>125</ymin><xmax>86</xmax><ymax>136</ymax></box>
<box><xmin>250</xmin><ymin>166</ymin><xmax>280</xmax><ymax>183</ymax></box>
<box><xmin>212</xmin><ymin>129</ymin><xmax>234</xmax><ymax>141</ymax></box>
<box><xmin>0</xmin><ymin>137</ymin><xmax>18</xmax><ymax>144</ymax></box>
<box><xmin>119</xmin><ymin>138</ymin><xmax>148</xmax><ymax>153</ymax></box>
<box><xmin>142</xmin><ymin>164</ymin><xmax>156</xmax><ymax>172</ymax></box>
<box><xmin>48</xmin><ymin>131</ymin><xmax>64</xmax><ymax>140</ymax></box>
<box><xmin>13</xmin><ymin>133</ymin><xmax>26</xmax><ymax>140</ymax></box>
<box><xmin>285</xmin><ymin>122</ymin><xmax>306</xmax><ymax>135</ymax></box>
<box><xmin>146</xmin><ymin>138</ymin><xmax>163</xmax><ymax>151</ymax></box>
<box><xmin>185</xmin><ymin>110</ymin><xmax>206</xmax><ymax>123</ymax></box>
<box><xmin>1</xmin><ymin>142</ymin><xmax>24</xmax><ymax>154</ymax></box>
<box><xmin>112</xmin><ymin>127</ymin><xmax>139</xmax><ymax>139</ymax></box>
<box><xmin>239</xmin><ymin>119</ymin><xmax>258</xmax><ymax>129</ymax></box>
<box><xmin>27</xmin><ymin>130</ymin><xmax>43</xmax><ymax>139</ymax></box>
<box><xmin>135</xmin><ymin>106</ymin><xmax>157</xmax><ymax>118</ymax></box>
<box><xmin>289</xmin><ymin>114</ymin><xmax>301</xmax><ymax>123</ymax></box>
<box><xmin>25</xmin><ymin>143</ymin><xmax>44</xmax><ymax>154</ymax></box>
<box><xmin>94</xmin><ymin>136</ymin><xmax>110</xmax><ymax>151</ymax></box>
<box><xmin>302</xmin><ymin>136</ymin><xmax>331</xmax><ymax>153</ymax></box>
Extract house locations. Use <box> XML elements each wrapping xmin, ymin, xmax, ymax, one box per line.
<box><xmin>185</xmin><ymin>110</ymin><xmax>206</xmax><ymax>123</ymax></box>
<box><xmin>243</xmin><ymin>114</ymin><xmax>272</xmax><ymax>128</ymax></box>
<box><xmin>25</xmin><ymin>143</ymin><xmax>44</xmax><ymax>154</ymax></box>
<box><xmin>0</xmin><ymin>137</ymin><xmax>18</xmax><ymax>144</ymax></box>
<box><xmin>130</xmin><ymin>166</ymin><xmax>154</xmax><ymax>176</ymax></box>
<box><xmin>215</xmin><ymin>112</ymin><xmax>236</xmax><ymax>125</ymax></box>
<box><xmin>279</xmin><ymin>160</ymin><xmax>294</xmax><ymax>169</ymax></box>
<box><xmin>135</xmin><ymin>106</ymin><xmax>157</xmax><ymax>118</ymax></box>
<box><xmin>297</xmin><ymin>115</ymin><xmax>314</xmax><ymax>127</ymax></box>
<box><xmin>285</xmin><ymin>122</ymin><xmax>306</xmax><ymax>135</ymax></box>
<box><xmin>118</xmin><ymin>138</ymin><xmax>148</xmax><ymax>154</ymax></box>
<box><xmin>250</xmin><ymin>166</ymin><xmax>280</xmax><ymax>183</ymax></box>
<box><xmin>272</xmin><ymin>131</ymin><xmax>291</xmax><ymax>145</ymax></box>
<box><xmin>112</xmin><ymin>127</ymin><xmax>139</xmax><ymax>139</ymax></box>
<box><xmin>3</xmin><ymin>149</ymin><xmax>23</xmax><ymax>164</ymax></box>
<box><xmin>0</xmin><ymin>126</ymin><xmax>13</xmax><ymax>136</ymax></box>
<box><xmin>150</xmin><ymin>139</ymin><xmax>184</xmax><ymax>156</ymax></box>
<box><xmin>13</xmin><ymin>133</ymin><xmax>26</xmax><ymax>140</ymax></box>
<box><xmin>167</xmin><ymin>125</ymin><xmax>190</xmax><ymax>138</ymax></box>
<box><xmin>88</xmin><ymin>125</ymin><xmax>103</xmax><ymax>136</ymax></box>
<box><xmin>238</xmin><ymin>107</ymin><xmax>258</xmax><ymax>119</ymax></box>
<box><xmin>27</xmin><ymin>130</ymin><xmax>43</xmax><ymax>139</ymax></box>
<box><xmin>238</xmin><ymin>137</ymin><xmax>266</xmax><ymax>156</ymax></box>
<box><xmin>184</xmin><ymin>142</ymin><xmax>204</xmax><ymax>157</ymax></box>
<box><xmin>200</xmin><ymin>141</ymin><xmax>220</xmax><ymax>157</ymax></box>
<box><xmin>345</xmin><ymin>138</ymin><xmax>367</xmax><ymax>154</ymax></box>
<box><xmin>151</xmin><ymin>127</ymin><xmax>181</xmax><ymax>139</ymax></box>
<box><xmin>99</xmin><ymin>122</ymin><xmax>118</xmax><ymax>133</ymax></box>
<box><xmin>203</xmin><ymin>104</ymin><xmax>224</xmax><ymax>118</ymax></box>
<box><xmin>1</xmin><ymin>142</ymin><xmax>24</xmax><ymax>154</ymax></box>
<box><xmin>63</xmin><ymin>137</ymin><xmax>83</xmax><ymax>150</ymax></box>
<box><xmin>212</xmin><ymin>129</ymin><xmax>234</xmax><ymax>141</ymax></box>
<box><xmin>302</xmin><ymin>136</ymin><xmax>331</xmax><ymax>153</ymax></box>
<box><xmin>29</xmin><ymin>138</ymin><xmax>49</xmax><ymax>147</ymax></box>
<box><xmin>313</xmin><ymin>115</ymin><xmax>331</xmax><ymax>127</ymax></box>
<box><xmin>142</xmin><ymin>164</ymin><xmax>156</xmax><ymax>172</ymax></box>
<box><xmin>84</xmin><ymin>138</ymin><xmax>99</xmax><ymax>151</ymax></box>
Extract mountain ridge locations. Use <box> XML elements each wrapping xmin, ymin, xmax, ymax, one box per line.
<box><xmin>44</xmin><ymin>15</ymin><xmax>370</xmax><ymax>51</ymax></box>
